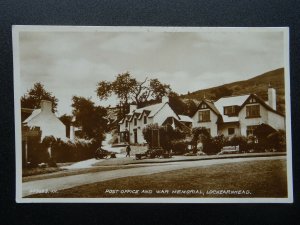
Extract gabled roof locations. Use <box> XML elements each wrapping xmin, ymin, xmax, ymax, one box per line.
<box><xmin>193</xmin><ymin>99</ymin><xmax>221</xmax><ymax>117</ymax></box>
<box><xmin>178</xmin><ymin>115</ymin><xmax>193</xmax><ymax>123</ymax></box>
<box><xmin>214</xmin><ymin>94</ymin><xmax>250</xmax><ymax>123</ymax></box>
<box><xmin>241</xmin><ymin>94</ymin><xmax>285</xmax><ymax>117</ymax></box>
<box><xmin>23</xmin><ymin>109</ymin><xmax>42</xmax><ymax>124</ymax></box>
<box><xmin>119</xmin><ymin>100</ymin><xmax>181</xmax><ymax>124</ymax></box>
<box><xmin>134</xmin><ymin>102</ymin><xmax>166</xmax><ymax>118</ymax></box>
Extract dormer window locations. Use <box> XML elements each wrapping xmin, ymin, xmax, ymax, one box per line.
<box><xmin>144</xmin><ymin>116</ymin><xmax>147</xmax><ymax>124</ymax></box>
<box><xmin>125</xmin><ymin>121</ymin><xmax>128</xmax><ymax>127</ymax></box>
<box><xmin>224</xmin><ymin>105</ymin><xmax>239</xmax><ymax>116</ymax></box>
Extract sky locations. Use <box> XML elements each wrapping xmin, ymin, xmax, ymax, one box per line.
<box><xmin>18</xmin><ymin>28</ymin><xmax>284</xmax><ymax>116</ymax></box>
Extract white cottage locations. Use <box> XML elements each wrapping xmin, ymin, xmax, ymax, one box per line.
<box><xmin>191</xmin><ymin>87</ymin><xmax>285</xmax><ymax>137</ymax></box>
<box><xmin>22</xmin><ymin>100</ymin><xmax>66</xmax><ymax>139</ymax></box>
<box><xmin>118</xmin><ymin>96</ymin><xmax>193</xmax><ymax>144</ymax></box>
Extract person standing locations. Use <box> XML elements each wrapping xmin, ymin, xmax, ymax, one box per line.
<box><xmin>126</xmin><ymin>144</ymin><xmax>131</xmax><ymax>157</ymax></box>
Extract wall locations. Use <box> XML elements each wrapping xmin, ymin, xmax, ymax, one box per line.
<box><xmin>218</xmin><ymin>123</ymin><xmax>241</xmax><ymax>137</ymax></box>
<box><xmin>192</xmin><ymin>109</ymin><xmax>218</xmax><ymax>136</ymax></box>
<box><xmin>26</xmin><ymin>110</ymin><xmax>66</xmax><ymax>139</ymax></box>
<box><xmin>239</xmin><ymin>103</ymin><xmax>268</xmax><ymax>136</ymax></box>
<box><xmin>267</xmin><ymin>111</ymin><xmax>285</xmax><ymax>130</ymax></box>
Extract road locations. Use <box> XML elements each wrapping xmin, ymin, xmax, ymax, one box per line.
<box><xmin>22</xmin><ymin>155</ymin><xmax>285</xmax><ymax>197</ymax></box>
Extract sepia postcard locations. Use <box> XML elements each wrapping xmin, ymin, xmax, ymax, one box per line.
<box><xmin>13</xmin><ymin>26</ymin><xmax>293</xmax><ymax>203</ymax></box>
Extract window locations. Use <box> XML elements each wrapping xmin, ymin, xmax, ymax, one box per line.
<box><xmin>246</xmin><ymin>105</ymin><xmax>260</xmax><ymax>118</ymax></box>
<box><xmin>134</xmin><ymin>118</ymin><xmax>137</xmax><ymax>126</ymax></box>
<box><xmin>249</xmin><ymin>98</ymin><xmax>256</xmax><ymax>103</ymax></box>
<box><xmin>246</xmin><ymin>125</ymin><xmax>258</xmax><ymax>136</ymax></box>
<box><xmin>200</xmin><ymin>103</ymin><xmax>207</xmax><ymax>109</ymax></box>
<box><xmin>224</xmin><ymin>106</ymin><xmax>238</xmax><ymax>116</ymax></box>
<box><xmin>228</xmin><ymin>128</ymin><xmax>235</xmax><ymax>135</ymax></box>
<box><xmin>144</xmin><ymin>116</ymin><xmax>147</xmax><ymax>124</ymax></box>
<box><xmin>198</xmin><ymin>110</ymin><xmax>210</xmax><ymax>122</ymax></box>
<box><xmin>125</xmin><ymin>121</ymin><xmax>128</xmax><ymax>127</ymax></box>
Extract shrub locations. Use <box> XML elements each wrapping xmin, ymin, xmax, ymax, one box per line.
<box><xmin>51</xmin><ymin>138</ymin><xmax>97</xmax><ymax>163</ymax></box>
<box><xmin>227</xmin><ymin>135</ymin><xmax>248</xmax><ymax>152</ymax></box>
<box><xmin>142</xmin><ymin>123</ymin><xmax>186</xmax><ymax>152</ymax></box>
<box><xmin>203</xmin><ymin>135</ymin><xmax>226</xmax><ymax>155</ymax></box>
<box><xmin>267</xmin><ymin>130</ymin><xmax>286</xmax><ymax>152</ymax></box>
<box><xmin>171</xmin><ymin>140</ymin><xmax>189</xmax><ymax>155</ymax></box>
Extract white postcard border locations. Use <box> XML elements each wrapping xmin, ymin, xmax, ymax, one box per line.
<box><xmin>13</xmin><ymin>25</ymin><xmax>293</xmax><ymax>203</ymax></box>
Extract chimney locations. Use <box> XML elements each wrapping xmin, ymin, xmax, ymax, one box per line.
<box><xmin>162</xmin><ymin>96</ymin><xmax>169</xmax><ymax>103</ymax></box>
<box><xmin>40</xmin><ymin>100</ymin><xmax>52</xmax><ymax>112</ymax></box>
<box><xmin>129</xmin><ymin>104</ymin><xmax>137</xmax><ymax>113</ymax></box>
<box><xmin>268</xmin><ymin>86</ymin><xmax>276</xmax><ymax>110</ymax></box>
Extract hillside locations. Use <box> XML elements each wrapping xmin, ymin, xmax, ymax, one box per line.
<box><xmin>182</xmin><ymin>68</ymin><xmax>285</xmax><ymax>114</ymax></box>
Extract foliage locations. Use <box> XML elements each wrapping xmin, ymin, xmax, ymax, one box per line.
<box><xmin>184</xmin><ymin>99</ymin><xmax>198</xmax><ymax>117</ymax></box>
<box><xmin>149</xmin><ymin>78</ymin><xmax>171</xmax><ymax>100</ymax></box>
<box><xmin>21</xmin><ymin>82</ymin><xmax>58</xmax><ymax>112</ymax></box>
<box><xmin>254</xmin><ymin>124</ymin><xmax>277</xmax><ymax>152</ymax></box>
<box><xmin>59</xmin><ymin>114</ymin><xmax>72</xmax><ymax>126</ymax></box>
<box><xmin>96</xmin><ymin>72</ymin><xmax>171</xmax><ymax>117</ymax></box>
<box><xmin>182</xmin><ymin>68</ymin><xmax>285</xmax><ymax>115</ymax></box>
<box><xmin>227</xmin><ymin>135</ymin><xmax>248</xmax><ymax>152</ymax></box>
<box><xmin>171</xmin><ymin>140</ymin><xmax>189</xmax><ymax>155</ymax></box>
<box><xmin>214</xmin><ymin>86</ymin><xmax>233</xmax><ymax>99</ymax></box>
<box><xmin>142</xmin><ymin>123</ymin><xmax>186</xmax><ymax>151</ymax></box>
<box><xmin>168</xmin><ymin>92</ymin><xmax>187</xmax><ymax>115</ymax></box>
<box><xmin>42</xmin><ymin>135</ymin><xmax>56</xmax><ymax>147</ymax></box>
<box><xmin>267</xmin><ymin>130</ymin><xmax>286</xmax><ymax>152</ymax></box>
<box><xmin>203</xmin><ymin>135</ymin><xmax>227</xmax><ymax>155</ymax></box>
<box><xmin>51</xmin><ymin>138</ymin><xmax>98</xmax><ymax>163</ymax></box>
<box><xmin>71</xmin><ymin>96</ymin><xmax>108</xmax><ymax>143</ymax></box>
<box><xmin>191</xmin><ymin>127</ymin><xmax>211</xmax><ymax>145</ymax></box>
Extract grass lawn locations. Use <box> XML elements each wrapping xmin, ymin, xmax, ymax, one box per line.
<box><xmin>28</xmin><ymin>159</ymin><xmax>287</xmax><ymax>198</ymax></box>
<box><xmin>23</xmin><ymin>164</ymin><xmax>147</xmax><ymax>182</ymax></box>
<box><xmin>22</xmin><ymin>167</ymin><xmax>64</xmax><ymax>177</ymax></box>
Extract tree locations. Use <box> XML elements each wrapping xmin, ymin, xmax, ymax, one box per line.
<box><xmin>184</xmin><ymin>99</ymin><xmax>198</xmax><ymax>116</ymax></box>
<box><xmin>21</xmin><ymin>82</ymin><xmax>58</xmax><ymax>112</ymax></box>
<box><xmin>214</xmin><ymin>86</ymin><xmax>233</xmax><ymax>99</ymax></box>
<box><xmin>59</xmin><ymin>114</ymin><xmax>73</xmax><ymax>138</ymax></box>
<box><xmin>71</xmin><ymin>96</ymin><xmax>108</xmax><ymax>143</ymax></box>
<box><xmin>168</xmin><ymin>92</ymin><xmax>187</xmax><ymax>115</ymax></box>
<box><xmin>96</xmin><ymin>72</ymin><xmax>171</xmax><ymax>117</ymax></box>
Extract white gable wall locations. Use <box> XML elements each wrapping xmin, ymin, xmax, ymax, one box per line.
<box><xmin>239</xmin><ymin>103</ymin><xmax>269</xmax><ymax>136</ymax></box>
<box><xmin>192</xmin><ymin>109</ymin><xmax>218</xmax><ymax>136</ymax></box>
<box><xmin>26</xmin><ymin>110</ymin><xmax>66</xmax><ymax>139</ymax></box>
<box><xmin>267</xmin><ymin>111</ymin><xmax>285</xmax><ymax>130</ymax></box>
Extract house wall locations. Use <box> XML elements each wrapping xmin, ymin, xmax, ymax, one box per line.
<box><xmin>267</xmin><ymin>111</ymin><xmax>285</xmax><ymax>130</ymax></box>
<box><xmin>239</xmin><ymin>103</ymin><xmax>269</xmax><ymax>136</ymax></box>
<box><xmin>192</xmin><ymin>109</ymin><xmax>218</xmax><ymax>136</ymax></box>
<box><xmin>119</xmin><ymin>115</ymin><xmax>153</xmax><ymax>144</ymax></box>
<box><xmin>218</xmin><ymin>123</ymin><xmax>241</xmax><ymax>137</ymax></box>
<box><xmin>118</xmin><ymin>104</ymin><xmax>178</xmax><ymax>145</ymax></box>
<box><xmin>26</xmin><ymin>111</ymin><xmax>66</xmax><ymax>139</ymax></box>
